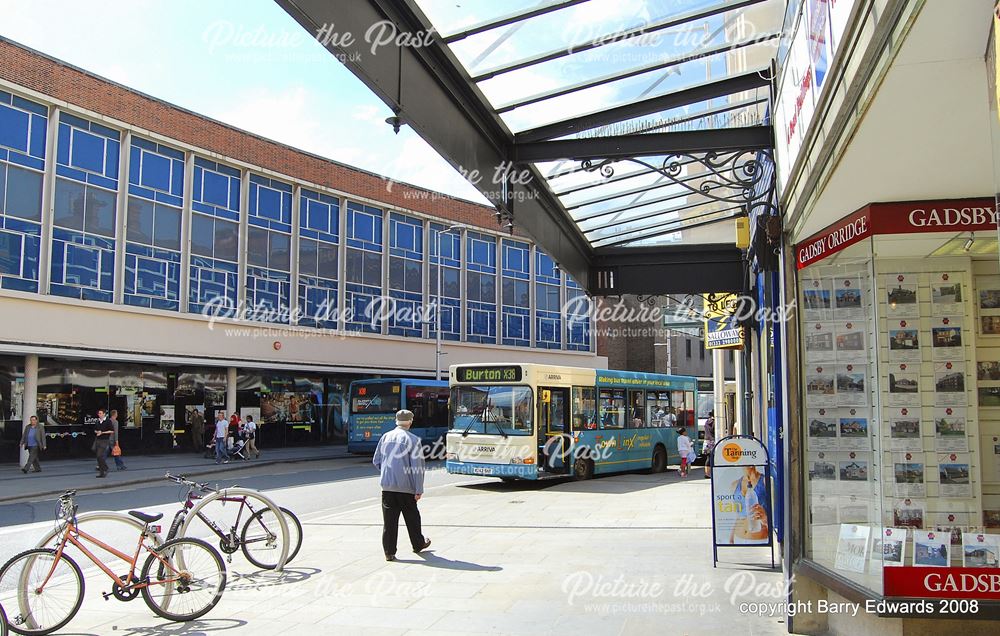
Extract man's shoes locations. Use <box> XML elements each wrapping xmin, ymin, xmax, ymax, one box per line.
<box><xmin>96</xmin><ymin>472</ymin><xmax>107</xmax><ymax>479</ymax></box>
<box><xmin>223</xmin><ymin>459</ymin><xmax>230</xmax><ymax>464</ymax></box>
<box><xmin>385</xmin><ymin>554</ymin><xmax>396</xmax><ymax>561</ymax></box>
<box><xmin>414</xmin><ymin>538</ymin><xmax>431</xmax><ymax>553</ymax></box>
<box><xmin>21</xmin><ymin>467</ymin><xmax>27</xmax><ymax>474</ymax></box>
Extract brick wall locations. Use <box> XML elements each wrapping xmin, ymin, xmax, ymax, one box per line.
<box><xmin>0</xmin><ymin>37</ymin><xmax>506</xmax><ymax>230</ymax></box>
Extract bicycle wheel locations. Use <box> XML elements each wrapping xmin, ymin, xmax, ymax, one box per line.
<box><xmin>140</xmin><ymin>538</ymin><xmax>226</xmax><ymax>622</ymax></box>
<box><xmin>240</xmin><ymin>506</ymin><xmax>302</xmax><ymax>570</ymax></box>
<box><xmin>1</xmin><ymin>601</ymin><xmax>9</xmax><ymax>636</ymax></box>
<box><xmin>0</xmin><ymin>549</ymin><xmax>84</xmax><ymax>636</ymax></box>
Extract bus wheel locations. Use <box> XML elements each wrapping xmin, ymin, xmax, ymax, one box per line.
<box><xmin>651</xmin><ymin>446</ymin><xmax>667</xmax><ymax>474</ymax></box>
<box><xmin>573</xmin><ymin>456</ymin><xmax>594</xmax><ymax>481</ymax></box>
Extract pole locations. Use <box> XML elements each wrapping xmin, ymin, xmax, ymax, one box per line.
<box><xmin>435</xmin><ymin>225</ymin><xmax>462</xmax><ymax>381</ymax></box>
<box><xmin>20</xmin><ymin>354</ymin><xmax>38</xmax><ymax>468</ymax></box>
<box><xmin>735</xmin><ymin>349</ymin><xmax>745</xmax><ymax>436</ymax></box>
<box><xmin>713</xmin><ymin>348</ymin><xmax>726</xmax><ymax>437</ymax></box>
<box><xmin>435</xmin><ymin>229</ymin><xmax>443</xmax><ymax>381</ymax></box>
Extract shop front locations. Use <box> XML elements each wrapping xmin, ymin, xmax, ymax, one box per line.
<box><xmin>793</xmin><ymin>198</ymin><xmax>1000</xmax><ymax>625</ymax></box>
<box><xmin>1</xmin><ymin>358</ymin><xmax>368</xmax><ymax>462</ymax></box>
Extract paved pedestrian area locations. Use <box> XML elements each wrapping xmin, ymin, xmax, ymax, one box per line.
<box><xmin>23</xmin><ymin>469</ymin><xmax>793</xmax><ymax>635</ymax></box>
<box><xmin>0</xmin><ymin>446</ymin><xmax>348</xmax><ymax>503</ymax></box>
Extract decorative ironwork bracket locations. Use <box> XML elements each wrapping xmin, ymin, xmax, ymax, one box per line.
<box><xmin>581</xmin><ymin>150</ymin><xmax>777</xmax><ymax>210</ymax></box>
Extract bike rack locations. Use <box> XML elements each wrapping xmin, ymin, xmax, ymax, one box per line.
<box><xmin>179</xmin><ymin>488</ymin><xmax>290</xmax><ymax>573</ymax></box>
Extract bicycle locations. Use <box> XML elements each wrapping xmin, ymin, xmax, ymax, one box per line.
<box><xmin>1</xmin><ymin>602</ymin><xmax>8</xmax><ymax>636</ymax></box>
<box><xmin>163</xmin><ymin>474</ymin><xmax>302</xmax><ymax>570</ymax></box>
<box><xmin>0</xmin><ymin>490</ymin><xmax>226</xmax><ymax>636</ymax></box>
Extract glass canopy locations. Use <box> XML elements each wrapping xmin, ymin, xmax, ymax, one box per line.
<box><xmin>415</xmin><ymin>0</ymin><xmax>784</xmax><ymax>248</ymax></box>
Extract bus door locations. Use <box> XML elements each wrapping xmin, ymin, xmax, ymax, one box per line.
<box><xmin>538</xmin><ymin>387</ymin><xmax>569</xmax><ymax>473</ymax></box>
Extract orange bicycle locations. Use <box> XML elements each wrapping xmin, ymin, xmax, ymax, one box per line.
<box><xmin>0</xmin><ymin>490</ymin><xmax>226</xmax><ymax>635</ymax></box>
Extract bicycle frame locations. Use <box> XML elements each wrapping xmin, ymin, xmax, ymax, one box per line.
<box><xmin>37</xmin><ymin>521</ymin><xmax>181</xmax><ymax>594</ymax></box>
<box><xmin>172</xmin><ymin>490</ymin><xmax>256</xmax><ymax>543</ymax></box>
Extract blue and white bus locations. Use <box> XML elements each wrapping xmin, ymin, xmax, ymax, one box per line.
<box><xmin>446</xmin><ymin>364</ymin><xmax>698</xmax><ymax>480</ymax></box>
<box><xmin>347</xmin><ymin>378</ymin><xmax>450</xmax><ymax>454</ymax></box>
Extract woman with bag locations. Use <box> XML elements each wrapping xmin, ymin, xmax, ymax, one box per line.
<box><xmin>243</xmin><ymin>415</ymin><xmax>260</xmax><ymax>459</ymax></box>
<box><xmin>107</xmin><ymin>409</ymin><xmax>127</xmax><ymax>471</ymax></box>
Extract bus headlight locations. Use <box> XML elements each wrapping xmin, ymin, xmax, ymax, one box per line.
<box><xmin>510</xmin><ymin>457</ymin><xmax>522</xmax><ymax>464</ymax></box>
<box><xmin>446</xmin><ymin>452</ymin><xmax>457</xmax><ymax>460</ymax></box>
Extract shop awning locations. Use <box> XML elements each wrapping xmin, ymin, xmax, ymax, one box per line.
<box><xmin>276</xmin><ymin>0</ymin><xmax>783</xmax><ymax>294</ymax></box>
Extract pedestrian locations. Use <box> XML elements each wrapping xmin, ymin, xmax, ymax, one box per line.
<box><xmin>677</xmin><ymin>427</ymin><xmax>693</xmax><ymax>478</ymax></box>
<box><xmin>665</xmin><ymin>407</ymin><xmax>677</xmax><ymax>428</ymax></box>
<box><xmin>93</xmin><ymin>409</ymin><xmax>113</xmax><ymax>478</ymax></box>
<box><xmin>228</xmin><ymin>412</ymin><xmax>241</xmax><ymax>452</ymax></box>
<box><xmin>373</xmin><ymin>409</ymin><xmax>431</xmax><ymax>562</ymax></box>
<box><xmin>243</xmin><ymin>415</ymin><xmax>260</xmax><ymax>459</ymax></box>
<box><xmin>214</xmin><ymin>411</ymin><xmax>230</xmax><ymax>464</ymax></box>
<box><xmin>189</xmin><ymin>407</ymin><xmax>205</xmax><ymax>453</ymax></box>
<box><xmin>106</xmin><ymin>409</ymin><xmax>127</xmax><ymax>471</ymax></box>
<box><xmin>20</xmin><ymin>415</ymin><xmax>45</xmax><ymax>473</ymax></box>
<box><xmin>704</xmin><ymin>411</ymin><xmax>716</xmax><ymax>479</ymax></box>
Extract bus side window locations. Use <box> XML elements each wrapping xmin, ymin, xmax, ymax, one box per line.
<box><xmin>628</xmin><ymin>390</ymin><xmax>644</xmax><ymax>428</ymax></box>
<box><xmin>407</xmin><ymin>386</ymin><xmax>430</xmax><ymax>428</ymax></box>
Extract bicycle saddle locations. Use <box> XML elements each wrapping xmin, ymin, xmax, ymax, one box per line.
<box><xmin>128</xmin><ymin>510</ymin><xmax>163</xmax><ymax>524</ymax></box>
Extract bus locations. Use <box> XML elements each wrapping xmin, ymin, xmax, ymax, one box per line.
<box><xmin>347</xmin><ymin>378</ymin><xmax>449</xmax><ymax>454</ymax></box>
<box><xmin>445</xmin><ymin>364</ymin><xmax>698</xmax><ymax>481</ymax></box>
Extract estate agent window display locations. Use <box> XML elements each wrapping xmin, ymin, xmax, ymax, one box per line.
<box><xmin>795</xmin><ymin>199</ymin><xmax>1000</xmax><ymax>604</ymax></box>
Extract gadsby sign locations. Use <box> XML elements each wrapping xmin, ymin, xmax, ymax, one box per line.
<box><xmin>884</xmin><ymin>566</ymin><xmax>1000</xmax><ymax>600</ymax></box>
<box><xmin>796</xmin><ymin>198</ymin><xmax>997</xmax><ymax>269</ymax></box>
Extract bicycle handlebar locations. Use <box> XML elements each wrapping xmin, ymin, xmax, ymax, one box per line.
<box><xmin>164</xmin><ymin>473</ymin><xmax>215</xmax><ymax>493</ymax></box>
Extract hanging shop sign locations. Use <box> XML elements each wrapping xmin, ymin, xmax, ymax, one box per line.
<box><xmin>795</xmin><ymin>198</ymin><xmax>997</xmax><ymax>269</ymax></box>
<box><xmin>711</xmin><ymin>435</ymin><xmax>774</xmax><ymax>567</ymax></box>
<box><xmin>704</xmin><ymin>293</ymin><xmax>744</xmax><ymax>350</ymax></box>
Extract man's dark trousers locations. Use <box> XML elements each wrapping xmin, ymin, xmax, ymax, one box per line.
<box><xmin>381</xmin><ymin>491</ymin><xmax>424</xmax><ymax>556</ymax></box>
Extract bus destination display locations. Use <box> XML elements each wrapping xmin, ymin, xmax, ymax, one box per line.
<box><xmin>456</xmin><ymin>365</ymin><xmax>522</xmax><ymax>383</ymax></box>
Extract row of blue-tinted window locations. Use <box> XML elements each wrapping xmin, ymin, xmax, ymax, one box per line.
<box><xmin>0</xmin><ymin>94</ymin><xmax>590</xmax><ymax>348</ymax></box>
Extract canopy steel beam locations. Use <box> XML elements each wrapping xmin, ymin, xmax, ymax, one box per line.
<box><xmin>441</xmin><ymin>0</ymin><xmax>592</xmax><ymax>43</ymax></box>
<box><xmin>590</xmin><ymin>245</ymin><xmax>744</xmax><ymax>295</ymax></box>
<box><xmin>469</xmin><ymin>0</ymin><xmax>768</xmax><ymax>82</ymax></box>
<box><xmin>514</xmin><ymin>70</ymin><xmax>771</xmax><ymax>143</ymax></box>
<box><xmin>514</xmin><ymin>126</ymin><xmax>772</xmax><ymax>162</ymax></box>
<box><xmin>495</xmin><ymin>32</ymin><xmax>779</xmax><ymax>114</ymax></box>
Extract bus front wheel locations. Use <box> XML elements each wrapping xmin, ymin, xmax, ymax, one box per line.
<box><xmin>573</xmin><ymin>456</ymin><xmax>594</xmax><ymax>481</ymax></box>
<box><xmin>651</xmin><ymin>446</ymin><xmax>667</xmax><ymax>474</ymax></box>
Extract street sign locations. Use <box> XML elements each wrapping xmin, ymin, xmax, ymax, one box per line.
<box><xmin>704</xmin><ymin>293</ymin><xmax>744</xmax><ymax>350</ymax></box>
<box><xmin>711</xmin><ymin>435</ymin><xmax>774</xmax><ymax>568</ymax></box>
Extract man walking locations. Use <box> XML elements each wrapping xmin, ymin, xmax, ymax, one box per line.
<box><xmin>189</xmin><ymin>407</ymin><xmax>205</xmax><ymax>453</ymax></box>
<box><xmin>213</xmin><ymin>411</ymin><xmax>229</xmax><ymax>464</ymax></box>
<box><xmin>93</xmin><ymin>409</ymin><xmax>113</xmax><ymax>478</ymax></box>
<box><xmin>106</xmin><ymin>409</ymin><xmax>127</xmax><ymax>471</ymax></box>
<box><xmin>373</xmin><ymin>409</ymin><xmax>431</xmax><ymax>561</ymax></box>
<box><xmin>20</xmin><ymin>415</ymin><xmax>45</xmax><ymax>473</ymax></box>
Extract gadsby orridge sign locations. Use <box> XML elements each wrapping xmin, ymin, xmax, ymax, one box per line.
<box><xmin>795</xmin><ymin>198</ymin><xmax>997</xmax><ymax>269</ymax></box>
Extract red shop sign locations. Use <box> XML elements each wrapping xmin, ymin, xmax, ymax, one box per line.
<box><xmin>795</xmin><ymin>198</ymin><xmax>997</xmax><ymax>269</ymax></box>
<box><xmin>884</xmin><ymin>566</ymin><xmax>1000</xmax><ymax>600</ymax></box>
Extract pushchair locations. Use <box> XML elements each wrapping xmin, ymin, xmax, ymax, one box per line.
<box><xmin>229</xmin><ymin>432</ymin><xmax>250</xmax><ymax>461</ymax></box>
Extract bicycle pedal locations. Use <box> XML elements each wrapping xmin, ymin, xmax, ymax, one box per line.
<box><xmin>102</xmin><ymin>592</ymin><xmax>112</xmax><ymax>601</ymax></box>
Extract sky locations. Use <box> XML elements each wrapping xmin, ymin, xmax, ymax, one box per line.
<box><xmin>0</xmin><ymin>0</ymin><xmax>489</xmax><ymax>203</ymax></box>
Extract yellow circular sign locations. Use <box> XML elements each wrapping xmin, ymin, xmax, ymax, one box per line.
<box><xmin>721</xmin><ymin>443</ymin><xmax>743</xmax><ymax>463</ymax></box>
